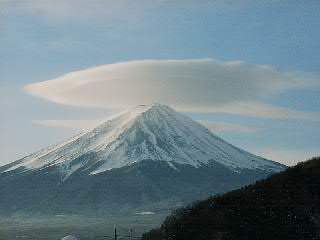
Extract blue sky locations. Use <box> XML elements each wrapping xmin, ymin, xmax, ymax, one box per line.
<box><xmin>0</xmin><ymin>0</ymin><xmax>319</xmax><ymax>165</ymax></box>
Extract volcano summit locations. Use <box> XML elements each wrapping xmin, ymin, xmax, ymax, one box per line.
<box><xmin>0</xmin><ymin>104</ymin><xmax>285</xmax><ymax>216</ymax></box>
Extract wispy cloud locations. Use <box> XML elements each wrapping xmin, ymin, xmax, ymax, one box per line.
<box><xmin>2</xmin><ymin>0</ymin><xmax>162</xmax><ymax>24</ymax></box>
<box><xmin>2</xmin><ymin>0</ymin><xmax>245</xmax><ymax>23</ymax></box>
<box><xmin>197</xmin><ymin>120</ymin><xmax>259</xmax><ymax>133</ymax></box>
<box><xmin>24</xmin><ymin>58</ymin><xmax>319</xmax><ymax>120</ymax></box>
<box><xmin>253</xmin><ymin>148</ymin><xmax>320</xmax><ymax>166</ymax></box>
<box><xmin>33</xmin><ymin>118</ymin><xmax>259</xmax><ymax>134</ymax></box>
<box><xmin>194</xmin><ymin>101</ymin><xmax>320</xmax><ymax>120</ymax></box>
<box><xmin>32</xmin><ymin>119</ymin><xmax>102</xmax><ymax>130</ymax></box>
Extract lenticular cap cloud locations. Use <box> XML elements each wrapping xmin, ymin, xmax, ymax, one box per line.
<box><xmin>24</xmin><ymin>58</ymin><xmax>318</xmax><ymax>119</ymax></box>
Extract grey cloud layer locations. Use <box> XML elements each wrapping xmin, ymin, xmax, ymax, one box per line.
<box><xmin>24</xmin><ymin>59</ymin><xmax>319</xmax><ymax>119</ymax></box>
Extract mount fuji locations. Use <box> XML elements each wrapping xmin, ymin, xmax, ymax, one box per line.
<box><xmin>0</xmin><ymin>104</ymin><xmax>285</xmax><ymax>216</ymax></box>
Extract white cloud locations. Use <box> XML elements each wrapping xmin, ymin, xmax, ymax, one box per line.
<box><xmin>198</xmin><ymin>120</ymin><xmax>259</xmax><ymax>133</ymax></box>
<box><xmin>253</xmin><ymin>148</ymin><xmax>320</xmax><ymax>166</ymax></box>
<box><xmin>24</xmin><ymin>58</ymin><xmax>319</xmax><ymax>119</ymax></box>
<box><xmin>196</xmin><ymin>101</ymin><xmax>320</xmax><ymax>120</ymax></box>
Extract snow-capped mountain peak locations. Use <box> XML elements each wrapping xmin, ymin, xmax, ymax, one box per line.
<box><xmin>2</xmin><ymin>103</ymin><xmax>285</xmax><ymax>178</ymax></box>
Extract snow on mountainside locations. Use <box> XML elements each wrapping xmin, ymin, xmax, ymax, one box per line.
<box><xmin>2</xmin><ymin>103</ymin><xmax>284</xmax><ymax>178</ymax></box>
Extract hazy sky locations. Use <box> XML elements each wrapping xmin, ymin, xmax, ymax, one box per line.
<box><xmin>1</xmin><ymin>0</ymin><xmax>319</xmax><ymax>166</ymax></box>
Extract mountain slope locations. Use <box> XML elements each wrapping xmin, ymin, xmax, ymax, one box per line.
<box><xmin>1</xmin><ymin>104</ymin><xmax>283</xmax><ymax>177</ymax></box>
<box><xmin>0</xmin><ymin>104</ymin><xmax>285</xmax><ymax>216</ymax></box>
<box><xmin>142</xmin><ymin>157</ymin><xmax>320</xmax><ymax>240</ymax></box>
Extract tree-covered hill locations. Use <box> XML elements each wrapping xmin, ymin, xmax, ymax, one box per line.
<box><xmin>142</xmin><ymin>157</ymin><xmax>320</xmax><ymax>240</ymax></box>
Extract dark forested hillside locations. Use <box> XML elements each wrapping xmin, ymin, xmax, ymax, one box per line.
<box><xmin>142</xmin><ymin>157</ymin><xmax>320</xmax><ymax>240</ymax></box>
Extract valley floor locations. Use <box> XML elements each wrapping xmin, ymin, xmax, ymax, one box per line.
<box><xmin>0</xmin><ymin>214</ymin><xmax>167</xmax><ymax>240</ymax></box>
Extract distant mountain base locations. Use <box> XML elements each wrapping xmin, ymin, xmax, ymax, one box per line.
<box><xmin>0</xmin><ymin>160</ymin><xmax>274</xmax><ymax>216</ymax></box>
